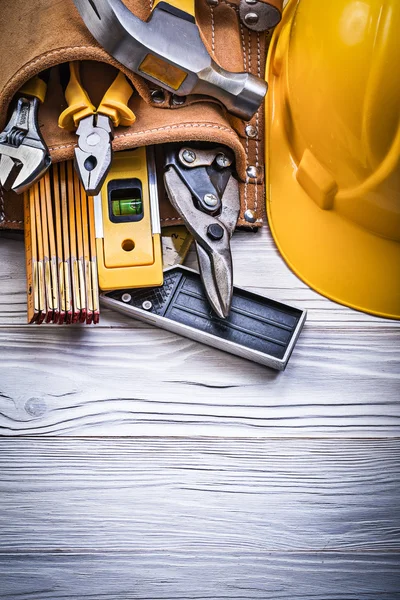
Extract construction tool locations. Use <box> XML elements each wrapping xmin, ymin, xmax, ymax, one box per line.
<box><xmin>164</xmin><ymin>145</ymin><xmax>239</xmax><ymax>319</ymax></box>
<box><xmin>23</xmin><ymin>161</ymin><xmax>100</xmax><ymax>325</ymax></box>
<box><xmin>52</xmin><ymin>163</ymin><xmax>66</xmax><ymax>324</ymax></box>
<box><xmin>161</xmin><ymin>225</ymin><xmax>193</xmax><ymax>269</ymax></box>
<box><xmin>58</xmin><ymin>62</ymin><xmax>135</xmax><ymax>196</ymax></box>
<box><xmin>67</xmin><ymin>160</ymin><xmax>81</xmax><ymax>322</ymax></box>
<box><xmin>93</xmin><ymin>146</ymin><xmax>163</xmax><ymax>291</ymax></box>
<box><xmin>24</xmin><ymin>188</ymin><xmax>40</xmax><ymax>324</ymax></box>
<box><xmin>101</xmin><ymin>266</ymin><xmax>307</xmax><ymax>370</ymax></box>
<box><xmin>73</xmin><ymin>169</ymin><xmax>87</xmax><ymax>323</ymax></box>
<box><xmin>0</xmin><ymin>72</ymin><xmax>51</xmax><ymax>194</ymax></box>
<box><xmin>39</xmin><ymin>177</ymin><xmax>54</xmax><ymax>323</ymax></box>
<box><xmin>87</xmin><ymin>192</ymin><xmax>100</xmax><ymax>324</ymax></box>
<box><xmin>44</xmin><ymin>171</ymin><xmax>60</xmax><ymax>323</ymax></box>
<box><xmin>72</xmin><ymin>0</ymin><xmax>267</xmax><ymax>121</ymax></box>
<box><xmin>33</xmin><ymin>181</ymin><xmax>48</xmax><ymax>324</ymax></box>
<box><xmin>59</xmin><ymin>162</ymin><xmax>73</xmax><ymax>324</ymax></box>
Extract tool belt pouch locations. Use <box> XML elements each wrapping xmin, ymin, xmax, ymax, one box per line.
<box><xmin>0</xmin><ymin>0</ymin><xmax>274</xmax><ymax>230</ymax></box>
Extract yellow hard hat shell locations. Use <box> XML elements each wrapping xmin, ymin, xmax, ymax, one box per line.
<box><xmin>265</xmin><ymin>0</ymin><xmax>400</xmax><ymax>319</ymax></box>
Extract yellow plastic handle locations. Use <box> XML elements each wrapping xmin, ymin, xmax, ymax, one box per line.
<box><xmin>58</xmin><ymin>62</ymin><xmax>96</xmax><ymax>131</ymax></box>
<box><xmin>19</xmin><ymin>75</ymin><xmax>47</xmax><ymax>103</ymax></box>
<box><xmin>97</xmin><ymin>72</ymin><xmax>136</xmax><ymax>127</ymax></box>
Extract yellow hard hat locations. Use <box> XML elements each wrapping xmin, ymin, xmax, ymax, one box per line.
<box><xmin>265</xmin><ymin>0</ymin><xmax>400</xmax><ymax>319</ymax></box>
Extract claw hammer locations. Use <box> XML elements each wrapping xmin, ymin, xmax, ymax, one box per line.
<box><xmin>73</xmin><ymin>0</ymin><xmax>268</xmax><ymax>121</ymax></box>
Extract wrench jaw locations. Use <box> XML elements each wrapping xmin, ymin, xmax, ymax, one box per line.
<box><xmin>0</xmin><ymin>146</ymin><xmax>51</xmax><ymax>194</ymax></box>
<box><xmin>0</xmin><ymin>155</ymin><xmax>21</xmax><ymax>191</ymax></box>
<box><xmin>0</xmin><ymin>95</ymin><xmax>51</xmax><ymax>194</ymax></box>
<box><xmin>74</xmin><ymin>114</ymin><xmax>114</xmax><ymax>196</ymax></box>
<box><xmin>11</xmin><ymin>150</ymin><xmax>51</xmax><ymax>194</ymax></box>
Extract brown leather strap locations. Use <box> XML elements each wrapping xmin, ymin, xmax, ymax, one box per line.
<box><xmin>240</xmin><ymin>0</ymin><xmax>283</xmax><ymax>31</ymax></box>
<box><xmin>0</xmin><ymin>0</ymin><xmax>268</xmax><ymax>230</ymax></box>
<box><xmin>260</xmin><ymin>0</ymin><xmax>283</xmax><ymax>10</ymax></box>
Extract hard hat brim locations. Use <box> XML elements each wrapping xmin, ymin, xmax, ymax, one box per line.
<box><xmin>266</xmin><ymin>99</ymin><xmax>400</xmax><ymax>320</ymax></box>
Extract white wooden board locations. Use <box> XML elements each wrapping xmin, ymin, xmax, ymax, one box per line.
<box><xmin>1</xmin><ymin>552</ymin><xmax>399</xmax><ymax>600</ymax></box>
<box><xmin>1</xmin><ymin>438</ymin><xmax>400</xmax><ymax>599</ymax></box>
<box><xmin>1</xmin><ymin>225</ymin><xmax>399</xmax><ymax>600</ymax></box>
<box><xmin>1</xmin><ymin>438</ymin><xmax>399</xmax><ymax>553</ymax></box>
<box><xmin>0</xmin><ymin>232</ymin><xmax>399</xmax><ymax>438</ymax></box>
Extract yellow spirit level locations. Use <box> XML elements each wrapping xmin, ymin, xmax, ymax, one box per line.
<box><xmin>93</xmin><ymin>147</ymin><xmax>163</xmax><ymax>291</ymax></box>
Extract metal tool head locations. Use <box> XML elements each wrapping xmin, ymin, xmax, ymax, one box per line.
<box><xmin>0</xmin><ymin>145</ymin><xmax>51</xmax><ymax>194</ymax></box>
<box><xmin>73</xmin><ymin>0</ymin><xmax>267</xmax><ymax>120</ymax></box>
<box><xmin>74</xmin><ymin>113</ymin><xmax>114</xmax><ymax>196</ymax></box>
<box><xmin>0</xmin><ymin>96</ymin><xmax>51</xmax><ymax>194</ymax></box>
<box><xmin>164</xmin><ymin>148</ymin><xmax>240</xmax><ymax>318</ymax></box>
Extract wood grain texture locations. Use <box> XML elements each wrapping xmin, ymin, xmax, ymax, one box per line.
<box><xmin>0</xmin><ymin>324</ymin><xmax>399</xmax><ymax>436</ymax></box>
<box><xmin>1</xmin><ymin>552</ymin><xmax>399</xmax><ymax>600</ymax></box>
<box><xmin>0</xmin><ymin>438</ymin><xmax>399</xmax><ymax>552</ymax></box>
<box><xmin>1</xmin><ymin>227</ymin><xmax>399</xmax><ymax>599</ymax></box>
<box><xmin>1</xmin><ymin>230</ymin><xmax>399</xmax><ymax>327</ymax></box>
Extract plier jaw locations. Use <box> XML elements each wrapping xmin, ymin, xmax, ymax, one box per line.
<box><xmin>58</xmin><ymin>63</ymin><xmax>135</xmax><ymax>196</ymax></box>
<box><xmin>164</xmin><ymin>145</ymin><xmax>240</xmax><ymax>319</ymax></box>
<box><xmin>74</xmin><ymin>113</ymin><xmax>114</xmax><ymax>196</ymax></box>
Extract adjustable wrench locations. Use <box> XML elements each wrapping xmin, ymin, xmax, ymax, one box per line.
<box><xmin>0</xmin><ymin>73</ymin><xmax>51</xmax><ymax>194</ymax></box>
<box><xmin>73</xmin><ymin>0</ymin><xmax>267</xmax><ymax>121</ymax></box>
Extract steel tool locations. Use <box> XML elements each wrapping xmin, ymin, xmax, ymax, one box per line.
<box><xmin>0</xmin><ymin>72</ymin><xmax>51</xmax><ymax>194</ymax></box>
<box><xmin>58</xmin><ymin>62</ymin><xmax>135</xmax><ymax>196</ymax></box>
<box><xmin>72</xmin><ymin>0</ymin><xmax>267</xmax><ymax>120</ymax></box>
<box><xmin>164</xmin><ymin>145</ymin><xmax>240</xmax><ymax>319</ymax></box>
<box><xmin>101</xmin><ymin>266</ymin><xmax>307</xmax><ymax>371</ymax></box>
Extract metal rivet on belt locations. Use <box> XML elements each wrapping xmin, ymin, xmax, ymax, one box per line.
<box><xmin>121</xmin><ymin>293</ymin><xmax>132</xmax><ymax>304</ymax></box>
<box><xmin>246</xmin><ymin>165</ymin><xmax>258</xmax><ymax>179</ymax></box>
<box><xmin>245</xmin><ymin>125</ymin><xmax>258</xmax><ymax>139</ymax></box>
<box><xmin>244</xmin><ymin>209</ymin><xmax>257</xmax><ymax>223</ymax></box>
<box><xmin>172</xmin><ymin>95</ymin><xmax>186</xmax><ymax>106</ymax></box>
<box><xmin>239</xmin><ymin>0</ymin><xmax>281</xmax><ymax>31</ymax></box>
<box><xmin>151</xmin><ymin>89</ymin><xmax>166</xmax><ymax>104</ymax></box>
<box><xmin>245</xmin><ymin>12</ymin><xmax>259</xmax><ymax>25</ymax></box>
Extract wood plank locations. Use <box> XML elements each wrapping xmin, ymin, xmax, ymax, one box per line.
<box><xmin>0</xmin><ymin>324</ymin><xmax>399</xmax><ymax>436</ymax></box>
<box><xmin>1</xmin><ymin>231</ymin><xmax>399</xmax><ymax>327</ymax></box>
<box><xmin>0</xmin><ymin>438</ymin><xmax>399</xmax><ymax>552</ymax></box>
<box><xmin>1</xmin><ymin>552</ymin><xmax>399</xmax><ymax>600</ymax></box>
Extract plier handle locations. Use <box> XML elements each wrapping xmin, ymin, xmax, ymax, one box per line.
<box><xmin>58</xmin><ymin>62</ymin><xmax>136</xmax><ymax>195</ymax></box>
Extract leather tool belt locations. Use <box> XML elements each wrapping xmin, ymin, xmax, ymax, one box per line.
<box><xmin>0</xmin><ymin>0</ymin><xmax>281</xmax><ymax>230</ymax></box>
